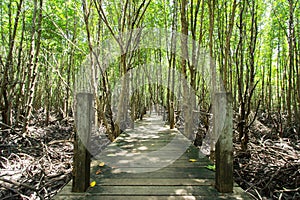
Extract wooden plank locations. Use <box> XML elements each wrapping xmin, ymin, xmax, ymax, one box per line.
<box><xmin>58</xmin><ymin>185</ymin><xmax>251</xmax><ymax>199</ymax></box>
<box><xmin>92</xmin><ymin>171</ymin><xmax>215</xmax><ymax>179</ymax></box>
<box><xmin>90</xmin><ymin>162</ymin><xmax>214</xmax><ymax>176</ymax></box>
<box><xmin>91</xmin><ymin>157</ymin><xmax>211</xmax><ymax>166</ymax></box>
<box><xmin>56</xmin><ymin>194</ymin><xmax>251</xmax><ymax>200</ymax></box>
<box><xmin>90</xmin><ymin>166</ymin><xmax>213</xmax><ymax>173</ymax></box>
<box><xmin>61</xmin><ymin>179</ymin><xmax>214</xmax><ymax>187</ymax></box>
<box><xmin>56</xmin><ymin>195</ymin><xmax>250</xmax><ymax>200</ymax></box>
<box><xmin>215</xmin><ymin>93</ymin><xmax>233</xmax><ymax>193</ymax></box>
<box><xmin>92</xmin><ymin>178</ymin><xmax>214</xmax><ymax>186</ymax></box>
<box><xmin>91</xmin><ymin>162</ymin><xmax>210</xmax><ymax>168</ymax></box>
<box><xmin>96</xmin><ymin>155</ymin><xmax>211</xmax><ymax>164</ymax></box>
<box><xmin>66</xmin><ymin>185</ymin><xmax>223</xmax><ymax>196</ymax></box>
<box><xmin>98</xmin><ymin>147</ymin><xmax>205</xmax><ymax>156</ymax></box>
<box><xmin>72</xmin><ymin>93</ymin><xmax>93</xmax><ymax>192</ymax></box>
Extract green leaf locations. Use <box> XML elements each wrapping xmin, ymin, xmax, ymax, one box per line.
<box><xmin>206</xmin><ymin>165</ymin><xmax>216</xmax><ymax>171</ymax></box>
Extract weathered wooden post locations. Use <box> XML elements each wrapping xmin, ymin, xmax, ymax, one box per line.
<box><xmin>72</xmin><ymin>92</ymin><xmax>93</xmax><ymax>192</ymax></box>
<box><xmin>215</xmin><ymin>92</ymin><xmax>233</xmax><ymax>193</ymax></box>
<box><xmin>72</xmin><ymin>62</ymin><xmax>95</xmax><ymax>192</ymax></box>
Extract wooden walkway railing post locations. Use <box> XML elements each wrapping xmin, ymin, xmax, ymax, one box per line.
<box><xmin>72</xmin><ymin>92</ymin><xmax>93</xmax><ymax>192</ymax></box>
<box><xmin>215</xmin><ymin>92</ymin><xmax>233</xmax><ymax>193</ymax></box>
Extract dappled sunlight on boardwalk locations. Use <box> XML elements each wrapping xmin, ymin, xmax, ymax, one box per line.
<box><xmin>94</xmin><ymin>113</ymin><xmax>192</xmax><ymax>173</ymax></box>
<box><xmin>56</xmin><ymin>113</ymin><xmax>251</xmax><ymax>199</ymax></box>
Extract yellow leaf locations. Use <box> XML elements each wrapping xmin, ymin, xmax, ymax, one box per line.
<box><xmin>90</xmin><ymin>181</ymin><xmax>96</xmax><ymax>187</ymax></box>
<box><xmin>99</xmin><ymin>162</ymin><xmax>105</xmax><ymax>167</ymax></box>
<box><xmin>95</xmin><ymin>169</ymin><xmax>102</xmax><ymax>175</ymax></box>
<box><xmin>189</xmin><ymin>159</ymin><xmax>197</xmax><ymax>162</ymax></box>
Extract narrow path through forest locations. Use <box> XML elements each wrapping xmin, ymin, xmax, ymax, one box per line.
<box><xmin>56</xmin><ymin>113</ymin><xmax>251</xmax><ymax>199</ymax></box>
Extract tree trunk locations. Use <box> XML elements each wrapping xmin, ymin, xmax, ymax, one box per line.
<box><xmin>208</xmin><ymin>0</ymin><xmax>216</xmax><ymax>158</ymax></box>
<box><xmin>22</xmin><ymin>0</ymin><xmax>43</xmax><ymax>133</ymax></box>
<box><xmin>181</xmin><ymin>0</ymin><xmax>193</xmax><ymax>139</ymax></box>
<box><xmin>0</xmin><ymin>0</ymin><xmax>23</xmax><ymax>128</ymax></box>
<box><xmin>287</xmin><ymin>0</ymin><xmax>294</xmax><ymax>125</ymax></box>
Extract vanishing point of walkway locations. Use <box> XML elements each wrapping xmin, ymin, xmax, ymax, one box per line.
<box><xmin>56</xmin><ymin>114</ymin><xmax>251</xmax><ymax>199</ymax></box>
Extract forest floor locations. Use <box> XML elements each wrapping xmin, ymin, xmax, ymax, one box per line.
<box><xmin>232</xmin><ymin>113</ymin><xmax>300</xmax><ymax>200</ymax></box>
<box><xmin>0</xmin><ymin>112</ymin><xmax>299</xmax><ymax>200</ymax></box>
<box><xmin>0</xmin><ymin>117</ymin><xmax>74</xmax><ymax>200</ymax></box>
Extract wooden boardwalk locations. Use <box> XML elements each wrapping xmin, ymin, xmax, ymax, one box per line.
<box><xmin>55</xmin><ymin>114</ymin><xmax>251</xmax><ymax>199</ymax></box>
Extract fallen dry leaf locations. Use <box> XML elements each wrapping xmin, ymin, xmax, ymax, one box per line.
<box><xmin>189</xmin><ymin>159</ymin><xmax>197</xmax><ymax>162</ymax></box>
<box><xmin>99</xmin><ymin>162</ymin><xmax>105</xmax><ymax>167</ymax></box>
<box><xmin>95</xmin><ymin>169</ymin><xmax>102</xmax><ymax>175</ymax></box>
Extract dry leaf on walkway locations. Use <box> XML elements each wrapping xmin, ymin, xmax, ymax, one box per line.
<box><xmin>95</xmin><ymin>169</ymin><xmax>102</xmax><ymax>175</ymax></box>
<box><xmin>99</xmin><ymin>162</ymin><xmax>105</xmax><ymax>167</ymax></box>
<box><xmin>189</xmin><ymin>159</ymin><xmax>197</xmax><ymax>162</ymax></box>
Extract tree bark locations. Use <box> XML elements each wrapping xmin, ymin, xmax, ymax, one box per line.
<box><xmin>0</xmin><ymin>0</ymin><xmax>23</xmax><ymax>128</ymax></box>
<box><xmin>22</xmin><ymin>0</ymin><xmax>43</xmax><ymax>133</ymax></box>
<box><xmin>181</xmin><ymin>0</ymin><xmax>193</xmax><ymax>139</ymax></box>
